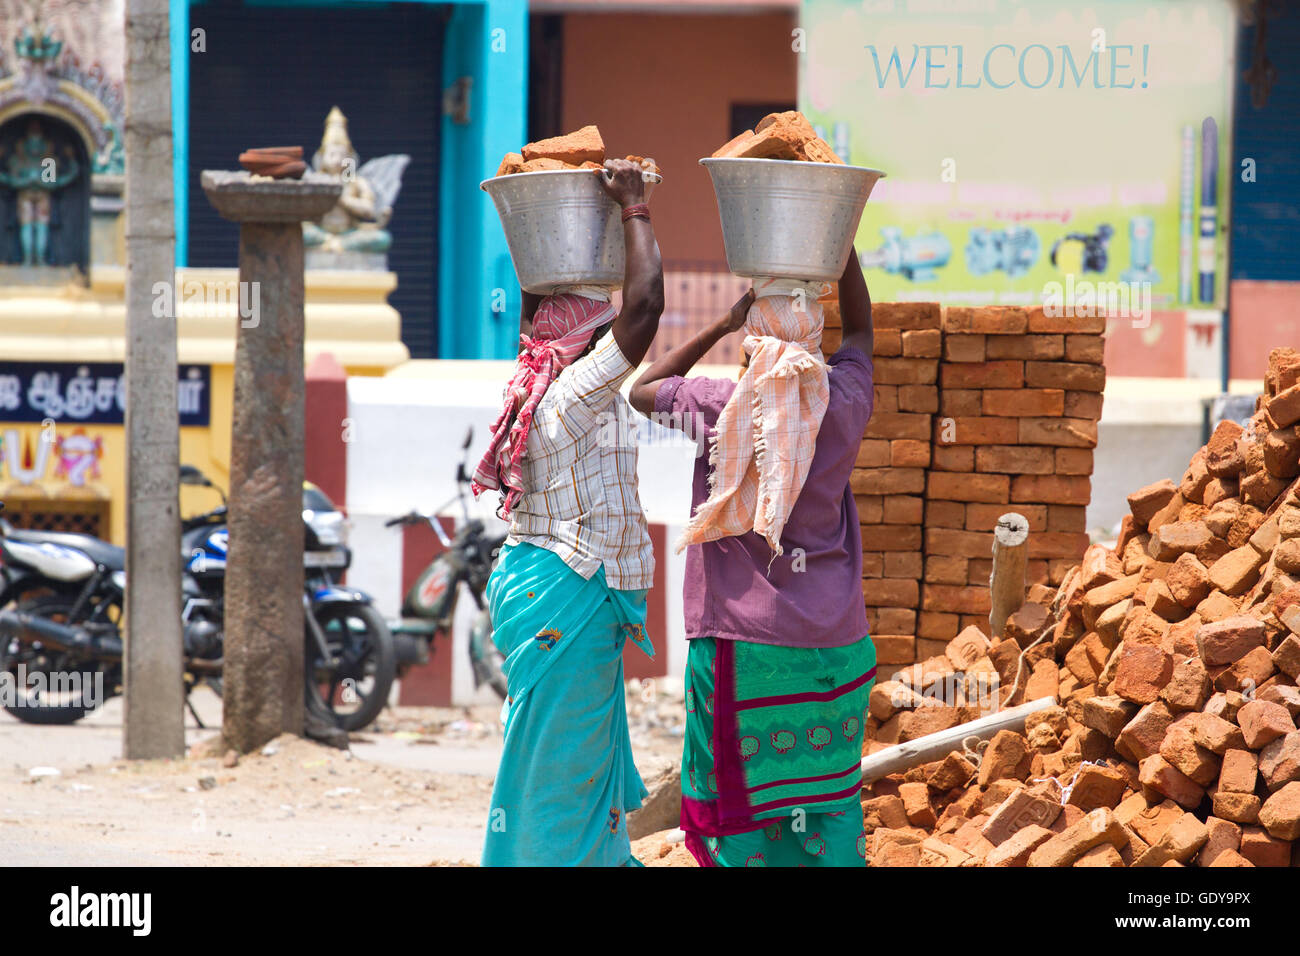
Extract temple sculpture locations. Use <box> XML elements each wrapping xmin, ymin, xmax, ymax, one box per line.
<box><xmin>303</xmin><ymin>106</ymin><xmax>408</xmax><ymax>270</ymax></box>
<box><xmin>0</xmin><ymin>116</ymin><xmax>80</xmax><ymax>265</ymax></box>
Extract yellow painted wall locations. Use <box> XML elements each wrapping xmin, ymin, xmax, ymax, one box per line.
<box><xmin>0</xmin><ymin>268</ymin><xmax>408</xmax><ymax>545</ymax></box>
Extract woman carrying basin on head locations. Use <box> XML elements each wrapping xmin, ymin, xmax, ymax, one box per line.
<box><xmin>472</xmin><ymin>159</ymin><xmax>664</xmax><ymax>867</ymax></box>
<box><xmin>630</xmin><ymin>247</ymin><xmax>877</xmax><ymax>867</ymax></box>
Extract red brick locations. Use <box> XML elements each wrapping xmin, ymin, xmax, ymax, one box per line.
<box><xmin>874</xmin><ymin>302</ymin><xmax>941</xmax><ymax>331</ymax></box>
<box><xmin>928</xmin><ymin>471</ymin><xmax>1011</xmax><ymax>504</ymax></box>
<box><xmin>1026</xmin><ymin>306</ymin><xmax>1107</xmax><ymax>334</ymax></box>
<box><xmin>1064</xmin><ymin>334</ymin><xmax>1106</xmax><ymax>364</ymax></box>
<box><xmin>1064</xmin><ymin>390</ymin><xmax>1104</xmax><ymax>419</ymax></box>
<box><xmin>925</xmin><ymin>527</ymin><xmax>997</xmax><ymax>559</ymax></box>
<box><xmin>982</xmin><ymin>389</ymin><xmax>1065</xmax><ymax>418</ymax></box>
<box><xmin>1196</xmin><ymin>615</ymin><xmax>1266</xmax><ymax>665</ymax></box>
<box><xmin>925</xmin><ymin>500</ymin><xmax>966</xmax><ymax>528</ymax></box>
<box><xmin>883</xmin><ymin>551</ymin><xmax>923</xmax><ymax>579</ymax></box>
<box><xmin>936</xmin><ymin>416</ymin><xmax>1020</xmax><ymax>446</ymax></box>
<box><xmin>898</xmin><ymin>384</ymin><xmax>939</xmax><ymax>413</ymax></box>
<box><xmin>1139</xmin><ymin>754</ymin><xmax>1205</xmax><ymax>808</ymax></box>
<box><xmin>940</xmin><ymin>389</ymin><xmax>982</xmax><ymax>417</ymax></box>
<box><xmin>1239</xmin><ymin>826</ymin><xmax>1290</xmax><ymax>867</ymax></box>
<box><xmin>1055</xmin><ymin>448</ymin><xmax>1094</xmax><ymax>475</ymax></box>
<box><xmin>1018</xmin><ymin>417</ymin><xmax>1098</xmax><ymax>447</ymax></box>
<box><xmin>890</xmin><ymin>439</ymin><xmax>931</xmax><ymax>468</ymax></box>
<box><xmin>922</xmin><ymin>584</ymin><xmax>992</xmax><ymax>615</ymax></box>
<box><xmin>1025</xmin><ymin>361</ymin><xmax>1106</xmax><ymax>392</ymax></box>
<box><xmin>976</xmin><ymin>445</ymin><xmax>1056</xmax><ymax>475</ymax></box>
<box><xmin>1238</xmin><ymin>700</ymin><xmax>1295</xmax><ymax>750</ymax></box>
<box><xmin>1010</xmin><ymin>475</ymin><xmax>1093</xmax><ymax>506</ymax></box>
<box><xmin>865</xmin><ymin>411</ymin><xmax>932</xmax><ymax>441</ymax></box>
<box><xmin>943</xmin><ymin>334</ymin><xmax>986</xmax><ymax>362</ymax></box>
<box><xmin>932</xmin><ymin>444</ymin><xmax>974</xmax><ymax>472</ymax></box>
<box><xmin>863</xmin><ymin>579</ymin><xmax>920</xmax><ymax>607</ymax></box>
<box><xmin>1267</xmin><ymin>383</ymin><xmax>1300</xmax><ymax>427</ymax></box>
<box><xmin>901</xmin><ymin>328</ymin><xmax>941</xmax><ymax>358</ymax></box>
<box><xmin>851</xmin><ymin>467</ymin><xmax>927</xmax><ymax>496</ymax></box>
<box><xmin>872</xmin><ymin>635</ymin><xmax>917</xmax><ymax>664</ymax></box>
<box><xmin>872</xmin><ymin>328</ymin><xmax>902</xmax><ymax>356</ymax></box>
<box><xmin>943</xmin><ymin>306</ymin><xmax>1028</xmax><ymax>335</ymax></box>
<box><xmin>860</xmin><ymin>524</ymin><xmax>923</xmax><ymax>552</ymax></box>
<box><xmin>925</xmin><ymin>555</ymin><xmax>968</xmax><ymax>585</ymax></box>
<box><xmin>875</xmin><ymin>357</ymin><xmax>939</xmax><ymax>385</ymax></box>
<box><xmin>941</xmin><ymin>361</ymin><xmax>1024</xmax><ymax>389</ymax></box>
<box><xmin>1047</xmin><ymin>505</ymin><xmax>1088</xmax><ymax>532</ymax></box>
<box><xmin>986</xmin><ymin>334</ymin><xmax>1065</xmax><ymax>361</ymax></box>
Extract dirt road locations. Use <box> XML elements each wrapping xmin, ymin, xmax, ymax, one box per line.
<box><xmin>0</xmin><ymin>682</ymin><xmax>685</xmax><ymax>866</ymax></box>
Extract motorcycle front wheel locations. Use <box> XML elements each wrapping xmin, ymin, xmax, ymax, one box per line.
<box><xmin>304</xmin><ymin>603</ymin><xmax>396</xmax><ymax>732</ymax></box>
<box><xmin>0</xmin><ymin>593</ymin><xmax>110</xmax><ymax>725</ymax></box>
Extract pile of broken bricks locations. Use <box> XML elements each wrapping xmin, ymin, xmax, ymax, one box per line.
<box><xmin>861</xmin><ymin>347</ymin><xmax>1300</xmax><ymax>867</ymax></box>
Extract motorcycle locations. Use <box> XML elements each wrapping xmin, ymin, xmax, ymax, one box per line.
<box><xmin>385</xmin><ymin>428</ymin><xmax>509</xmax><ymax>700</ymax></box>
<box><xmin>0</xmin><ymin>471</ymin><xmax>396</xmax><ymax>730</ymax></box>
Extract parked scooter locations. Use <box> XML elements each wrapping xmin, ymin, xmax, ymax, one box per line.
<box><xmin>385</xmin><ymin>428</ymin><xmax>508</xmax><ymax>699</ymax></box>
<box><xmin>0</xmin><ymin>470</ymin><xmax>395</xmax><ymax>730</ymax></box>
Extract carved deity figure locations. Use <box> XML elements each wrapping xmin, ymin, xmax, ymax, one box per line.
<box><xmin>303</xmin><ymin>107</ymin><xmax>409</xmax><ymax>255</ymax></box>
<box><xmin>0</xmin><ymin>117</ymin><xmax>80</xmax><ymax>265</ymax></box>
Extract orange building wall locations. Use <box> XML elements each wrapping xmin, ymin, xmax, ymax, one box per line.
<box><xmin>561</xmin><ymin>11</ymin><xmax>797</xmax><ymax>265</ymax></box>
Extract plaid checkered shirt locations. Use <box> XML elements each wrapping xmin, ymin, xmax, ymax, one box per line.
<box><xmin>504</xmin><ymin>331</ymin><xmax>655</xmax><ymax>591</ymax></box>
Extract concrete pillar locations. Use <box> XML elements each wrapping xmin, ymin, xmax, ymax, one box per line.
<box><xmin>123</xmin><ymin>0</ymin><xmax>184</xmax><ymax>760</ymax></box>
<box><xmin>200</xmin><ymin>171</ymin><xmax>341</xmax><ymax>753</ymax></box>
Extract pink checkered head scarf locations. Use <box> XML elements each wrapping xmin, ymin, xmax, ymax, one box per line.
<box><xmin>472</xmin><ymin>293</ymin><xmax>616</xmax><ymax>518</ymax></box>
<box><xmin>677</xmin><ymin>292</ymin><xmax>829</xmax><ymax>558</ymax></box>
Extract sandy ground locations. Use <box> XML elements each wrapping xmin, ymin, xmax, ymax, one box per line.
<box><xmin>0</xmin><ymin>681</ymin><xmax>687</xmax><ymax>866</ymax></box>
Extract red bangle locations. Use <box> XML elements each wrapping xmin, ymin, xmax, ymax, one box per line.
<box><xmin>621</xmin><ymin>203</ymin><xmax>650</xmax><ymax>223</ymax></box>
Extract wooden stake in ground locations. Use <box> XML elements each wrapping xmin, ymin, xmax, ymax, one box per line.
<box><xmin>988</xmin><ymin>512</ymin><xmax>1029</xmax><ymax>639</ymax></box>
<box><xmin>123</xmin><ymin>0</ymin><xmax>184</xmax><ymax>759</ymax></box>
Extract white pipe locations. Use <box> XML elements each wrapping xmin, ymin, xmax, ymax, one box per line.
<box><xmin>660</xmin><ymin>696</ymin><xmax>1058</xmax><ymax>846</ymax></box>
<box><xmin>860</xmin><ymin>696</ymin><xmax>1058</xmax><ymax>783</ymax></box>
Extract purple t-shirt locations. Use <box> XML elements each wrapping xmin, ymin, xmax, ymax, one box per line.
<box><xmin>655</xmin><ymin>346</ymin><xmax>874</xmax><ymax>649</ymax></box>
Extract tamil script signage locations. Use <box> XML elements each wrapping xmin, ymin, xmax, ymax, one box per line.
<box><xmin>0</xmin><ymin>362</ymin><xmax>210</xmax><ymax>426</ymax></box>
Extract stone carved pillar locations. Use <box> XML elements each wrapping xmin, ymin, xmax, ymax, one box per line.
<box><xmin>200</xmin><ymin>170</ymin><xmax>342</xmax><ymax>752</ymax></box>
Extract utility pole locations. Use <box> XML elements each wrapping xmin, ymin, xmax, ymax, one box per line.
<box><xmin>123</xmin><ymin>0</ymin><xmax>184</xmax><ymax>758</ymax></box>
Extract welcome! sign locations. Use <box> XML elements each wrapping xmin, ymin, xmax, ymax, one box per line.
<box><xmin>800</xmin><ymin>0</ymin><xmax>1237</xmax><ymax>315</ymax></box>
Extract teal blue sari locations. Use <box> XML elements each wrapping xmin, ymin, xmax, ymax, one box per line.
<box><xmin>481</xmin><ymin>542</ymin><xmax>655</xmax><ymax>867</ymax></box>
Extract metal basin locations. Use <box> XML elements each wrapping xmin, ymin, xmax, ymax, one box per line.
<box><xmin>700</xmin><ymin>158</ymin><xmax>885</xmax><ymax>281</ymax></box>
<box><xmin>482</xmin><ymin>169</ymin><xmax>646</xmax><ymax>294</ymax></box>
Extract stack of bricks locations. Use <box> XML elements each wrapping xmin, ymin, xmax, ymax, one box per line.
<box><xmin>821</xmin><ymin>298</ymin><xmax>1106</xmax><ymax>669</ymax></box>
<box><xmin>917</xmin><ymin>305</ymin><xmax>1107</xmax><ymax>660</ymax></box>
<box><xmin>823</xmin><ymin>300</ymin><xmax>942</xmax><ymax>670</ymax></box>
